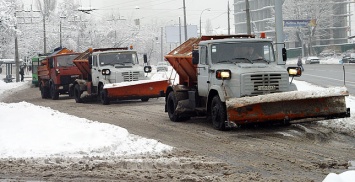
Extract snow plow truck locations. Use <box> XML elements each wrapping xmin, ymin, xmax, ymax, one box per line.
<box><xmin>38</xmin><ymin>48</ymin><xmax>81</xmax><ymax>100</ymax></box>
<box><xmin>164</xmin><ymin>34</ymin><xmax>350</xmax><ymax>130</ymax></box>
<box><xmin>72</xmin><ymin>47</ymin><xmax>170</xmax><ymax>105</ymax></box>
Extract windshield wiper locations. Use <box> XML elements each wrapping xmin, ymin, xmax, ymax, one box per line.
<box><xmin>216</xmin><ymin>60</ymin><xmax>235</xmax><ymax>64</ymax></box>
<box><xmin>232</xmin><ymin>57</ymin><xmax>253</xmax><ymax>64</ymax></box>
<box><xmin>252</xmin><ymin>58</ymin><xmax>270</xmax><ymax>64</ymax></box>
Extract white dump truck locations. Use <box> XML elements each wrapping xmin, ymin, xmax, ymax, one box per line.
<box><xmin>164</xmin><ymin>35</ymin><xmax>350</xmax><ymax>130</ymax></box>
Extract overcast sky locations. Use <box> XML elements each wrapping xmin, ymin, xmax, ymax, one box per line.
<box><xmin>77</xmin><ymin>0</ymin><xmax>233</xmax><ymax>33</ymax></box>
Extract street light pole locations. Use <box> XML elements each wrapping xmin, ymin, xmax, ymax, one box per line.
<box><xmin>199</xmin><ymin>8</ymin><xmax>210</xmax><ymax>37</ymax></box>
<box><xmin>59</xmin><ymin>16</ymin><xmax>66</xmax><ymax>48</ymax></box>
<box><xmin>183</xmin><ymin>0</ymin><xmax>187</xmax><ymax>41</ymax></box>
<box><xmin>161</xmin><ymin>27</ymin><xmax>163</xmax><ymax>62</ymax></box>
<box><xmin>245</xmin><ymin>0</ymin><xmax>251</xmax><ymax>34</ymax></box>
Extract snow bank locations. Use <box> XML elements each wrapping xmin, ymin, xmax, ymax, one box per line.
<box><xmin>0</xmin><ymin>101</ymin><xmax>173</xmax><ymax>158</ymax></box>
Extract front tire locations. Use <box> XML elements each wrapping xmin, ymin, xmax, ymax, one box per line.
<box><xmin>141</xmin><ymin>98</ymin><xmax>149</xmax><ymax>102</ymax></box>
<box><xmin>40</xmin><ymin>83</ymin><xmax>49</xmax><ymax>99</ymax></box>
<box><xmin>166</xmin><ymin>91</ymin><xmax>190</xmax><ymax>122</ymax></box>
<box><xmin>100</xmin><ymin>85</ymin><xmax>110</xmax><ymax>105</ymax></box>
<box><xmin>211</xmin><ymin>95</ymin><xmax>228</xmax><ymax>131</ymax></box>
<box><xmin>167</xmin><ymin>92</ymin><xmax>178</xmax><ymax>121</ymax></box>
<box><xmin>74</xmin><ymin>84</ymin><xmax>83</xmax><ymax>103</ymax></box>
<box><xmin>50</xmin><ymin>84</ymin><xmax>59</xmax><ymax>100</ymax></box>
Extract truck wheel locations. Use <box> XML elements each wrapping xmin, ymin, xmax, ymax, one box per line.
<box><xmin>74</xmin><ymin>84</ymin><xmax>83</xmax><ymax>103</ymax></box>
<box><xmin>50</xmin><ymin>84</ymin><xmax>59</xmax><ymax>100</ymax></box>
<box><xmin>100</xmin><ymin>85</ymin><xmax>110</xmax><ymax>105</ymax></box>
<box><xmin>211</xmin><ymin>95</ymin><xmax>228</xmax><ymax>131</ymax></box>
<box><xmin>40</xmin><ymin>83</ymin><xmax>49</xmax><ymax>99</ymax></box>
<box><xmin>141</xmin><ymin>98</ymin><xmax>149</xmax><ymax>102</ymax></box>
<box><xmin>167</xmin><ymin>92</ymin><xmax>179</xmax><ymax>121</ymax></box>
<box><xmin>167</xmin><ymin>91</ymin><xmax>191</xmax><ymax>122</ymax></box>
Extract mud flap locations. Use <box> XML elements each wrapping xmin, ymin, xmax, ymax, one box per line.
<box><xmin>226</xmin><ymin>87</ymin><xmax>350</xmax><ymax>125</ymax></box>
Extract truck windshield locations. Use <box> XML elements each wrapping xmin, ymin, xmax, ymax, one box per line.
<box><xmin>56</xmin><ymin>54</ymin><xmax>78</xmax><ymax>67</ymax></box>
<box><xmin>98</xmin><ymin>52</ymin><xmax>138</xmax><ymax>66</ymax></box>
<box><xmin>211</xmin><ymin>42</ymin><xmax>275</xmax><ymax>64</ymax></box>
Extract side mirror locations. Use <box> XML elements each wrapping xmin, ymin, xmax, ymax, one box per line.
<box><xmin>192</xmin><ymin>50</ymin><xmax>199</xmax><ymax>65</ymax></box>
<box><xmin>88</xmin><ymin>55</ymin><xmax>92</xmax><ymax>65</ymax></box>
<box><xmin>282</xmin><ymin>48</ymin><xmax>287</xmax><ymax>61</ymax></box>
<box><xmin>144</xmin><ymin>66</ymin><xmax>152</xmax><ymax>73</ymax></box>
<box><xmin>143</xmin><ymin>54</ymin><xmax>148</xmax><ymax>64</ymax></box>
<box><xmin>287</xmin><ymin>67</ymin><xmax>301</xmax><ymax>77</ymax></box>
<box><xmin>49</xmin><ymin>58</ymin><xmax>54</xmax><ymax>68</ymax></box>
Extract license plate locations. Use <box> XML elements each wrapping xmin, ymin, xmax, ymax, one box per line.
<box><xmin>258</xmin><ymin>85</ymin><xmax>276</xmax><ymax>91</ymax></box>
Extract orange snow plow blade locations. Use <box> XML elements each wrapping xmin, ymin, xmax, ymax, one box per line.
<box><xmin>104</xmin><ymin>79</ymin><xmax>170</xmax><ymax>99</ymax></box>
<box><xmin>226</xmin><ymin>87</ymin><xmax>350</xmax><ymax>124</ymax></box>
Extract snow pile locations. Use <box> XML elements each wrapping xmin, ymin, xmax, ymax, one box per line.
<box><xmin>0</xmin><ymin>74</ymin><xmax>173</xmax><ymax>159</ymax></box>
<box><xmin>0</xmin><ymin>101</ymin><xmax>173</xmax><ymax>158</ymax></box>
<box><xmin>0</xmin><ymin>79</ymin><xmax>29</xmax><ymax>100</ymax></box>
<box><xmin>323</xmin><ymin>170</ymin><xmax>355</xmax><ymax>182</ymax></box>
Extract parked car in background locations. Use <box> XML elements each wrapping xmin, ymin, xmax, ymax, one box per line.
<box><xmin>341</xmin><ymin>56</ymin><xmax>355</xmax><ymax>63</ymax></box>
<box><xmin>156</xmin><ymin>61</ymin><xmax>169</xmax><ymax>72</ymax></box>
<box><xmin>305</xmin><ymin>56</ymin><xmax>320</xmax><ymax>64</ymax></box>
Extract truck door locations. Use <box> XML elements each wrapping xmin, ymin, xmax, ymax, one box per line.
<box><xmin>91</xmin><ymin>55</ymin><xmax>100</xmax><ymax>86</ymax></box>
<box><xmin>197</xmin><ymin>46</ymin><xmax>210</xmax><ymax>97</ymax></box>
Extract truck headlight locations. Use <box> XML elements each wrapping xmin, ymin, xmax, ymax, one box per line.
<box><xmin>287</xmin><ymin>67</ymin><xmax>301</xmax><ymax>77</ymax></box>
<box><xmin>144</xmin><ymin>66</ymin><xmax>152</xmax><ymax>73</ymax></box>
<box><xmin>216</xmin><ymin>70</ymin><xmax>231</xmax><ymax>80</ymax></box>
<box><xmin>102</xmin><ymin>69</ymin><xmax>111</xmax><ymax>75</ymax></box>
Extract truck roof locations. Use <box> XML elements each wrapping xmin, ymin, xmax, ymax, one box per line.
<box><xmin>91</xmin><ymin>50</ymin><xmax>136</xmax><ymax>55</ymax></box>
<box><xmin>198</xmin><ymin>37</ymin><xmax>272</xmax><ymax>46</ymax></box>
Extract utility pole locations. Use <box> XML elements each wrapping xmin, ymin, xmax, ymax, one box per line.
<box><xmin>14</xmin><ymin>8</ymin><xmax>40</xmax><ymax>82</ymax></box>
<box><xmin>179</xmin><ymin>17</ymin><xmax>182</xmax><ymax>45</ymax></box>
<box><xmin>43</xmin><ymin>14</ymin><xmax>47</xmax><ymax>53</ymax></box>
<box><xmin>14</xmin><ymin>11</ymin><xmax>20</xmax><ymax>82</ymax></box>
<box><xmin>161</xmin><ymin>27</ymin><xmax>164</xmax><ymax>62</ymax></box>
<box><xmin>275</xmin><ymin>0</ymin><xmax>285</xmax><ymax>65</ymax></box>
<box><xmin>183</xmin><ymin>0</ymin><xmax>187</xmax><ymax>41</ymax></box>
<box><xmin>245</xmin><ymin>0</ymin><xmax>251</xmax><ymax>34</ymax></box>
<box><xmin>228</xmin><ymin>1</ymin><xmax>231</xmax><ymax>35</ymax></box>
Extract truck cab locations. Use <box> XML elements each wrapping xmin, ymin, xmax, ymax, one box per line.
<box><xmin>73</xmin><ymin>47</ymin><xmax>169</xmax><ymax>105</ymax></box>
<box><xmin>195</xmin><ymin>38</ymin><xmax>296</xmax><ymax>101</ymax></box>
<box><xmin>90</xmin><ymin>50</ymin><xmax>147</xmax><ymax>88</ymax></box>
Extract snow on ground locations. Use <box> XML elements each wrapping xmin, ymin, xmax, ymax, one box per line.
<box><xmin>0</xmin><ymin>74</ymin><xmax>173</xmax><ymax>159</ymax></box>
<box><xmin>0</xmin><ymin>69</ymin><xmax>354</xmax><ymax>181</ymax></box>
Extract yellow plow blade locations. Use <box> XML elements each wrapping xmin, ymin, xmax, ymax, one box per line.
<box><xmin>226</xmin><ymin>87</ymin><xmax>350</xmax><ymax>124</ymax></box>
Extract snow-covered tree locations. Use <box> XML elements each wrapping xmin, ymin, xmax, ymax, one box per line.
<box><xmin>1</xmin><ymin>0</ymin><xmax>165</xmax><ymax>64</ymax></box>
<box><xmin>0</xmin><ymin>0</ymin><xmax>16</xmax><ymax>58</ymax></box>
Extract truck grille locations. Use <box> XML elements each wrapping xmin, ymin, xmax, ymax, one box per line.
<box><xmin>60</xmin><ymin>75</ymin><xmax>77</xmax><ymax>85</ymax></box>
<box><xmin>242</xmin><ymin>73</ymin><xmax>288</xmax><ymax>96</ymax></box>
<box><xmin>122</xmin><ymin>71</ymin><xmax>139</xmax><ymax>82</ymax></box>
